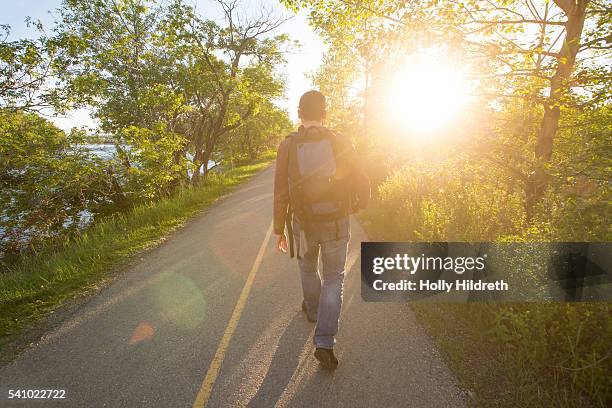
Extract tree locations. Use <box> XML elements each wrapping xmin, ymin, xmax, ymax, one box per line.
<box><xmin>161</xmin><ymin>0</ymin><xmax>291</xmax><ymax>181</ymax></box>
<box><xmin>56</xmin><ymin>0</ymin><xmax>166</xmax><ymax>130</ymax></box>
<box><xmin>57</xmin><ymin>0</ymin><xmax>292</xmax><ymax>185</ymax></box>
<box><xmin>0</xmin><ymin>23</ymin><xmax>72</xmax><ymax>112</ymax></box>
<box><xmin>222</xmin><ymin>101</ymin><xmax>292</xmax><ymax>163</ymax></box>
<box><xmin>0</xmin><ymin>111</ymin><xmax>113</xmax><ymax>258</ymax></box>
<box><xmin>425</xmin><ymin>0</ymin><xmax>611</xmax><ymax>217</ymax></box>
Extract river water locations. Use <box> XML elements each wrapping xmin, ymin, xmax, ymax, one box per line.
<box><xmin>83</xmin><ymin>143</ymin><xmax>217</xmax><ymax>173</ymax></box>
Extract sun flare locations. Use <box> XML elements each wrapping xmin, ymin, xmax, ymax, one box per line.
<box><xmin>386</xmin><ymin>55</ymin><xmax>470</xmax><ymax>133</ymax></box>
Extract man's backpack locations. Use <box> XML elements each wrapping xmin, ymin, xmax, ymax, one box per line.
<box><xmin>287</xmin><ymin>126</ymin><xmax>351</xmax><ymax>224</ymax></box>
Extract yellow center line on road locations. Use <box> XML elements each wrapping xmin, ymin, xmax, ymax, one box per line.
<box><xmin>192</xmin><ymin>221</ymin><xmax>274</xmax><ymax>408</ymax></box>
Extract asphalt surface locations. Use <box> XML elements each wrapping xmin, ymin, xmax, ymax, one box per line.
<box><xmin>0</xmin><ymin>166</ymin><xmax>467</xmax><ymax>407</ymax></box>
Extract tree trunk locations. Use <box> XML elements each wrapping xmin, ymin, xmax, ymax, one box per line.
<box><xmin>537</xmin><ymin>0</ymin><xmax>587</xmax><ymax>161</ymax></box>
<box><xmin>247</xmin><ymin>131</ymin><xmax>257</xmax><ymax>161</ymax></box>
<box><xmin>191</xmin><ymin>148</ymin><xmax>204</xmax><ymax>184</ymax></box>
<box><xmin>201</xmin><ymin>150</ymin><xmax>212</xmax><ymax>179</ymax></box>
<box><xmin>526</xmin><ymin>0</ymin><xmax>587</xmax><ymax>220</ymax></box>
<box><xmin>107</xmin><ymin>166</ymin><xmax>129</xmax><ymax>210</ymax></box>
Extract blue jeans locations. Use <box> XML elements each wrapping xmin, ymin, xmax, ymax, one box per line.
<box><xmin>293</xmin><ymin>216</ymin><xmax>350</xmax><ymax>349</ymax></box>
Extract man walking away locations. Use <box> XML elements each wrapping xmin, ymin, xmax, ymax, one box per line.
<box><xmin>273</xmin><ymin>90</ymin><xmax>370</xmax><ymax>370</ymax></box>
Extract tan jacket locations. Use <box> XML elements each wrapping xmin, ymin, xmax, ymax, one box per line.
<box><xmin>273</xmin><ymin>125</ymin><xmax>370</xmax><ymax>235</ymax></box>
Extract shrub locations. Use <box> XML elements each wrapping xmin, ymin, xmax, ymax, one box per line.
<box><xmin>0</xmin><ymin>111</ymin><xmax>113</xmax><ymax>258</ymax></box>
<box><xmin>362</xmin><ymin>159</ymin><xmax>524</xmax><ymax>241</ymax></box>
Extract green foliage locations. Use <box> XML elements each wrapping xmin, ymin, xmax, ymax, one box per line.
<box><xmin>358</xmin><ymin>104</ymin><xmax>611</xmax><ymax>405</ymax></box>
<box><xmin>490</xmin><ymin>303</ymin><xmax>612</xmax><ymax>405</ymax></box>
<box><xmin>364</xmin><ymin>161</ymin><xmax>524</xmax><ymax>241</ymax></box>
<box><xmin>0</xmin><ymin>24</ymin><xmax>72</xmax><ymax>111</ymax></box>
<box><xmin>532</xmin><ymin>105</ymin><xmax>612</xmax><ymax>241</ymax></box>
<box><xmin>412</xmin><ymin>302</ymin><xmax>612</xmax><ymax>407</ymax></box>
<box><xmin>117</xmin><ymin>124</ymin><xmax>188</xmax><ymax>200</ymax></box>
<box><xmin>56</xmin><ymin>0</ymin><xmax>165</xmax><ymax>130</ymax></box>
<box><xmin>56</xmin><ymin>0</ymin><xmax>291</xmax><ymax>183</ymax></box>
<box><xmin>0</xmin><ymin>110</ymin><xmax>113</xmax><ymax>258</ymax></box>
<box><xmin>0</xmin><ymin>0</ymin><xmax>292</xmax><ymax>257</ymax></box>
<box><xmin>222</xmin><ymin>101</ymin><xmax>293</xmax><ymax>164</ymax></box>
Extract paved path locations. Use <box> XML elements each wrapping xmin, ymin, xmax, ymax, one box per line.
<box><xmin>0</xmin><ymin>166</ymin><xmax>466</xmax><ymax>407</ymax></box>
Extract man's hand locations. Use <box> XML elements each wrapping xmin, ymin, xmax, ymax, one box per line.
<box><xmin>276</xmin><ymin>233</ymin><xmax>288</xmax><ymax>253</ymax></box>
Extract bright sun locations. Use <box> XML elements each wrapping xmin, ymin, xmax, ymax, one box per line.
<box><xmin>386</xmin><ymin>55</ymin><xmax>470</xmax><ymax>133</ymax></box>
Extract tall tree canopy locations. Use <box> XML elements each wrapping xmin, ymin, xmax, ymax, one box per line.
<box><xmin>56</xmin><ymin>0</ymin><xmax>292</xmax><ymax>183</ymax></box>
<box><xmin>285</xmin><ymin>0</ymin><xmax>611</xmax><ymax>231</ymax></box>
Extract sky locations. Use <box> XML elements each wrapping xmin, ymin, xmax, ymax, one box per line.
<box><xmin>2</xmin><ymin>0</ymin><xmax>326</xmax><ymax>130</ymax></box>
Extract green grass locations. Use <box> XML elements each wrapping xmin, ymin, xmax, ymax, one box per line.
<box><xmin>0</xmin><ymin>154</ymin><xmax>274</xmax><ymax>343</ymax></box>
<box><xmin>410</xmin><ymin>303</ymin><xmax>611</xmax><ymax>407</ymax></box>
<box><xmin>358</xmin><ymin>205</ymin><xmax>611</xmax><ymax>407</ymax></box>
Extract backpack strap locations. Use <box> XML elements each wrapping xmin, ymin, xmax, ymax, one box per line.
<box><xmin>286</xmin><ymin>203</ymin><xmax>295</xmax><ymax>258</ymax></box>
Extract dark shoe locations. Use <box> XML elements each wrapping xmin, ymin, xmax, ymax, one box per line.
<box><xmin>301</xmin><ymin>300</ymin><xmax>317</xmax><ymax>322</ymax></box>
<box><xmin>314</xmin><ymin>348</ymin><xmax>338</xmax><ymax>370</ymax></box>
